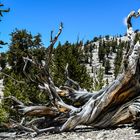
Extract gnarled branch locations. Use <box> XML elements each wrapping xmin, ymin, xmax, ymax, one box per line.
<box><xmin>4</xmin><ymin>9</ymin><xmax>140</xmax><ymax>137</ymax></box>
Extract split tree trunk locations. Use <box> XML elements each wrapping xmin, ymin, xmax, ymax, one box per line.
<box><xmin>3</xmin><ymin>9</ymin><xmax>140</xmax><ymax>135</ymax></box>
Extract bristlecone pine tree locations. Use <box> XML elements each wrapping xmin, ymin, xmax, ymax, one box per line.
<box><xmin>2</xmin><ymin>9</ymin><xmax>140</xmax><ymax>137</ymax></box>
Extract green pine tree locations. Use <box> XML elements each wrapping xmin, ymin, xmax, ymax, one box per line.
<box><xmin>94</xmin><ymin>67</ymin><xmax>104</xmax><ymax>91</ymax></box>
<box><xmin>98</xmin><ymin>40</ymin><xmax>105</xmax><ymax>62</ymax></box>
<box><xmin>51</xmin><ymin>42</ymin><xmax>93</xmax><ymax>91</ymax></box>
<box><xmin>114</xmin><ymin>42</ymin><xmax>124</xmax><ymax>78</ymax></box>
<box><xmin>105</xmin><ymin>59</ymin><xmax>111</xmax><ymax>74</ymax></box>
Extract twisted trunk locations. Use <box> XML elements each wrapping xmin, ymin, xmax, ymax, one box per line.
<box><xmin>3</xmin><ymin>9</ymin><xmax>140</xmax><ymax>136</ymax></box>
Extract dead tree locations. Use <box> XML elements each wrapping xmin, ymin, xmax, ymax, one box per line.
<box><xmin>4</xmin><ymin>9</ymin><xmax>140</xmax><ymax>135</ymax></box>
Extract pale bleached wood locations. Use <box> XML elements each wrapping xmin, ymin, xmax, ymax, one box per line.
<box><xmin>4</xmin><ymin>9</ymin><xmax>140</xmax><ymax>136</ymax></box>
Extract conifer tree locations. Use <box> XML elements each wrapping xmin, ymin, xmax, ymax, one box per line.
<box><xmin>8</xmin><ymin>29</ymin><xmax>43</xmax><ymax>74</ymax></box>
<box><xmin>114</xmin><ymin>42</ymin><xmax>123</xmax><ymax>78</ymax></box>
<box><xmin>105</xmin><ymin>42</ymin><xmax>110</xmax><ymax>58</ymax></box>
<box><xmin>94</xmin><ymin>67</ymin><xmax>104</xmax><ymax>90</ymax></box>
<box><xmin>105</xmin><ymin>59</ymin><xmax>111</xmax><ymax>74</ymax></box>
<box><xmin>98</xmin><ymin>40</ymin><xmax>105</xmax><ymax>62</ymax></box>
<box><xmin>52</xmin><ymin>42</ymin><xmax>93</xmax><ymax>90</ymax></box>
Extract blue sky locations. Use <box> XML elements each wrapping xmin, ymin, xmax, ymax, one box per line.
<box><xmin>0</xmin><ymin>0</ymin><xmax>140</xmax><ymax>52</ymax></box>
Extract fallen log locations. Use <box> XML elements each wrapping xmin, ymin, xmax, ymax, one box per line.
<box><xmin>3</xmin><ymin>9</ymin><xmax>140</xmax><ymax>136</ymax></box>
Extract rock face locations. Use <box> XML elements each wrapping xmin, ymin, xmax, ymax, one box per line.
<box><xmin>84</xmin><ymin>41</ymin><xmax>115</xmax><ymax>88</ymax></box>
<box><xmin>84</xmin><ymin>36</ymin><xmax>128</xmax><ymax>89</ymax></box>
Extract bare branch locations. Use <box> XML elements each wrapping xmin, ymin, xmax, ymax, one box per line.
<box><xmin>9</xmin><ymin>119</ymin><xmax>34</xmax><ymax>132</ymax></box>
<box><xmin>23</xmin><ymin>56</ymin><xmax>39</xmax><ymax>83</ymax></box>
<box><xmin>126</xmin><ymin>11</ymin><xmax>136</xmax><ymax>29</ymax></box>
<box><xmin>64</xmin><ymin>63</ymin><xmax>81</xmax><ymax>90</ymax></box>
<box><xmin>4</xmin><ymin>96</ymin><xmax>25</xmax><ymax>107</ymax></box>
<box><xmin>50</xmin><ymin>30</ymin><xmax>53</xmax><ymax>43</ymax></box>
<box><xmin>26</xmin><ymin>117</ymin><xmax>45</xmax><ymax>126</ymax></box>
<box><xmin>22</xmin><ymin>56</ymin><xmax>78</xmax><ymax>113</ymax></box>
<box><xmin>31</xmin><ymin>125</ymin><xmax>59</xmax><ymax>135</ymax></box>
<box><xmin>47</xmin><ymin>22</ymin><xmax>63</xmax><ymax>65</ymax></box>
<box><xmin>49</xmin><ymin>22</ymin><xmax>63</xmax><ymax>46</ymax></box>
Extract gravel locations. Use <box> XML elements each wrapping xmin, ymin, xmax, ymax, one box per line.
<box><xmin>1</xmin><ymin>126</ymin><xmax>140</xmax><ymax>140</ymax></box>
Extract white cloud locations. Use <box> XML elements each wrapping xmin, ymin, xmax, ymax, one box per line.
<box><xmin>123</xmin><ymin>17</ymin><xmax>127</xmax><ymax>26</ymax></box>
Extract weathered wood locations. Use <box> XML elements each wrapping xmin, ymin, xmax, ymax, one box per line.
<box><xmin>4</xmin><ymin>9</ymin><xmax>140</xmax><ymax>136</ymax></box>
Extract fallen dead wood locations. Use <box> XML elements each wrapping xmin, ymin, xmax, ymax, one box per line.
<box><xmin>2</xmin><ymin>9</ymin><xmax>140</xmax><ymax>137</ymax></box>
